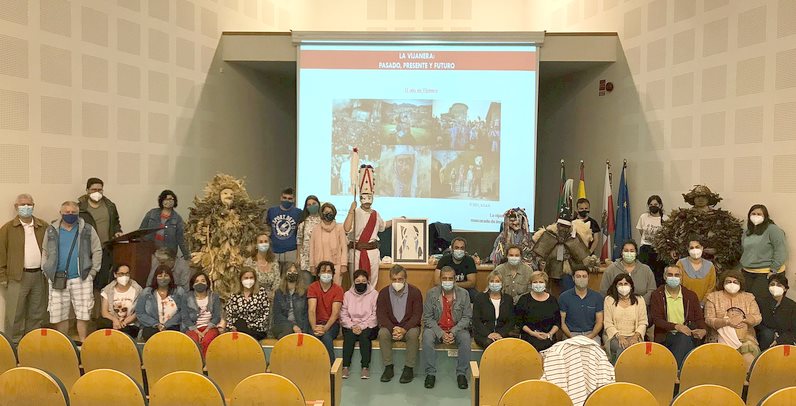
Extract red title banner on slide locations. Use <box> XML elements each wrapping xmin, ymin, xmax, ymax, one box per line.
<box><xmin>300</xmin><ymin>50</ymin><xmax>537</xmax><ymax>71</ymax></box>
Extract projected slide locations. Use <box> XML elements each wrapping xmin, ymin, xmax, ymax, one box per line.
<box><xmin>298</xmin><ymin>44</ymin><xmax>538</xmax><ymax>232</ymax></box>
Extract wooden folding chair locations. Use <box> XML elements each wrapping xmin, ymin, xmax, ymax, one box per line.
<box><xmin>498</xmin><ymin>379</ymin><xmax>572</xmax><ymax>406</ymax></box>
<box><xmin>583</xmin><ymin>382</ymin><xmax>657</xmax><ymax>406</ymax></box>
<box><xmin>758</xmin><ymin>386</ymin><xmax>796</xmax><ymax>406</ymax></box>
<box><xmin>746</xmin><ymin>345</ymin><xmax>796</xmax><ymax>406</ymax></box>
<box><xmin>0</xmin><ymin>331</ymin><xmax>17</xmax><ymax>374</ymax></box>
<box><xmin>270</xmin><ymin>333</ymin><xmax>342</xmax><ymax>406</ymax></box>
<box><xmin>70</xmin><ymin>369</ymin><xmax>147</xmax><ymax>406</ymax></box>
<box><xmin>0</xmin><ymin>366</ymin><xmax>69</xmax><ymax>406</ymax></box>
<box><xmin>671</xmin><ymin>384</ymin><xmax>744</xmax><ymax>406</ymax></box>
<box><xmin>470</xmin><ymin>338</ymin><xmax>543</xmax><ymax>406</ymax></box>
<box><xmin>230</xmin><ymin>373</ymin><xmax>305</xmax><ymax>406</ymax></box>
<box><xmin>206</xmin><ymin>332</ymin><xmax>267</xmax><ymax>402</ymax></box>
<box><xmin>17</xmin><ymin>328</ymin><xmax>80</xmax><ymax>391</ymax></box>
<box><xmin>142</xmin><ymin>330</ymin><xmax>204</xmax><ymax>393</ymax></box>
<box><xmin>81</xmin><ymin>329</ymin><xmax>144</xmax><ymax>387</ymax></box>
<box><xmin>614</xmin><ymin>342</ymin><xmax>677</xmax><ymax>406</ymax></box>
<box><xmin>678</xmin><ymin>343</ymin><xmax>746</xmax><ymax>396</ymax></box>
<box><xmin>149</xmin><ymin>371</ymin><xmax>225</xmax><ymax>406</ymax></box>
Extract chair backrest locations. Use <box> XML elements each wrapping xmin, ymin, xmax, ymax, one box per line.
<box><xmin>0</xmin><ymin>367</ymin><xmax>69</xmax><ymax>406</ymax></box>
<box><xmin>759</xmin><ymin>386</ymin><xmax>796</xmax><ymax>406</ymax></box>
<box><xmin>230</xmin><ymin>373</ymin><xmax>305</xmax><ymax>406</ymax></box>
<box><xmin>583</xmin><ymin>382</ymin><xmax>658</xmax><ymax>406</ymax></box>
<box><xmin>206</xmin><ymin>332</ymin><xmax>268</xmax><ymax>400</ymax></box>
<box><xmin>70</xmin><ymin>369</ymin><xmax>146</xmax><ymax>406</ymax></box>
<box><xmin>269</xmin><ymin>333</ymin><xmax>331</xmax><ymax>405</ymax></box>
<box><xmin>678</xmin><ymin>343</ymin><xmax>746</xmax><ymax>396</ymax></box>
<box><xmin>498</xmin><ymin>379</ymin><xmax>572</xmax><ymax>406</ymax></box>
<box><xmin>478</xmin><ymin>338</ymin><xmax>544</xmax><ymax>406</ymax></box>
<box><xmin>614</xmin><ymin>342</ymin><xmax>677</xmax><ymax>406</ymax></box>
<box><xmin>17</xmin><ymin>328</ymin><xmax>81</xmax><ymax>391</ymax></box>
<box><xmin>0</xmin><ymin>331</ymin><xmax>17</xmax><ymax>374</ymax></box>
<box><xmin>142</xmin><ymin>330</ymin><xmax>204</xmax><ymax>392</ymax></box>
<box><xmin>746</xmin><ymin>345</ymin><xmax>796</xmax><ymax>406</ymax></box>
<box><xmin>671</xmin><ymin>384</ymin><xmax>744</xmax><ymax>406</ymax></box>
<box><xmin>149</xmin><ymin>371</ymin><xmax>225</xmax><ymax>406</ymax></box>
<box><xmin>81</xmin><ymin>329</ymin><xmax>144</xmax><ymax>387</ymax></box>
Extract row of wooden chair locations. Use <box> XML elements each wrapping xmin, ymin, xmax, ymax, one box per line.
<box><xmin>0</xmin><ymin>366</ymin><xmax>316</xmax><ymax>406</ymax></box>
<box><xmin>469</xmin><ymin>338</ymin><xmax>796</xmax><ymax>406</ymax></box>
<box><xmin>0</xmin><ymin>329</ymin><xmax>342</xmax><ymax>406</ymax></box>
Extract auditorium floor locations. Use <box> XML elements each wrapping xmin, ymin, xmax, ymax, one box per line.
<box><xmin>342</xmin><ymin>366</ymin><xmax>469</xmax><ymax>405</ymax></box>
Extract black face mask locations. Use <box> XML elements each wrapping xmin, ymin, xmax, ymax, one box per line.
<box><xmin>286</xmin><ymin>272</ymin><xmax>298</xmax><ymax>283</ymax></box>
<box><xmin>355</xmin><ymin>283</ymin><xmax>368</xmax><ymax>293</ymax></box>
<box><xmin>322</xmin><ymin>212</ymin><xmax>335</xmax><ymax>222</ymax></box>
<box><xmin>578</xmin><ymin>210</ymin><xmax>589</xmax><ymax>218</ymax></box>
<box><xmin>649</xmin><ymin>206</ymin><xmax>661</xmax><ymax>214</ymax></box>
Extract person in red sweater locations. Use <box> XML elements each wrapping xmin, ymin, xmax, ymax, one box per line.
<box><xmin>376</xmin><ymin>265</ymin><xmax>423</xmax><ymax>384</ymax></box>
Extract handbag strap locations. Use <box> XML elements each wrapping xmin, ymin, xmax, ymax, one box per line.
<box><xmin>59</xmin><ymin>227</ymin><xmax>80</xmax><ymax>273</ymax></box>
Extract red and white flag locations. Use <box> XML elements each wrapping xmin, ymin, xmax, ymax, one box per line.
<box><xmin>600</xmin><ymin>161</ymin><xmax>615</xmax><ymax>263</ymax></box>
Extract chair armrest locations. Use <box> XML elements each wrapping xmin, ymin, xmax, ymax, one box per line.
<box><xmin>331</xmin><ymin>358</ymin><xmax>343</xmax><ymax>406</ymax></box>
<box><xmin>471</xmin><ymin>361</ymin><xmax>480</xmax><ymax>406</ymax></box>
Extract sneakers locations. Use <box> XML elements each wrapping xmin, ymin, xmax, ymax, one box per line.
<box><xmin>342</xmin><ymin>367</ymin><xmax>350</xmax><ymax>379</ymax></box>
<box><xmin>380</xmin><ymin>365</ymin><xmax>394</xmax><ymax>382</ymax></box>
<box><xmin>457</xmin><ymin>374</ymin><xmax>468</xmax><ymax>390</ymax></box>
<box><xmin>361</xmin><ymin>367</ymin><xmax>370</xmax><ymax>379</ymax></box>
<box><xmin>424</xmin><ymin>375</ymin><xmax>436</xmax><ymax>389</ymax></box>
<box><xmin>399</xmin><ymin>367</ymin><xmax>414</xmax><ymax>384</ymax></box>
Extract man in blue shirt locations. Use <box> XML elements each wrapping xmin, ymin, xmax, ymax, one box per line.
<box><xmin>264</xmin><ymin>188</ymin><xmax>303</xmax><ymax>269</ymax></box>
<box><xmin>559</xmin><ymin>268</ymin><xmax>604</xmax><ymax>343</ymax></box>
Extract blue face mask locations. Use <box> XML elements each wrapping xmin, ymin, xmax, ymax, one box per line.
<box><xmin>281</xmin><ymin>200</ymin><xmax>294</xmax><ymax>209</ymax></box>
<box><xmin>62</xmin><ymin>214</ymin><xmax>78</xmax><ymax>224</ymax></box>
<box><xmin>666</xmin><ymin>276</ymin><xmax>681</xmax><ymax>289</ymax></box>
<box><xmin>488</xmin><ymin>282</ymin><xmax>502</xmax><ymax>292</ymax></box>
<box><xmin>307</xmin><ymin>204</ymin><xmax>319</xmax><ymax>214</ymax></box>
<box><xmin>17</xmin><ymin>205</ymin><xmax>33</xmax><ymax>218</ymax></box>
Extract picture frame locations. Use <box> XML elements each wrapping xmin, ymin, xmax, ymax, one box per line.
<box><xmin>391</xmin><ymin>218</ymin><xmax>428</xmax><ymax>264</ymax></box>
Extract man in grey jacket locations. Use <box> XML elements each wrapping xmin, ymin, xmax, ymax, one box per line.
<box><xmin>421</xmin><ymin>266</ymin><xmax>472</xmax><ymax>390</ymax></box>
<box><xmin>41</xmin><ymin>201</ymin><xmax>102</xmax><ymax>342</ymax></box>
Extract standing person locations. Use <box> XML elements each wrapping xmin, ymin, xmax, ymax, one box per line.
<box><xmin>704</xmin><ymin>270</ymin><xmax>762</xmax><ymax>368</ymax></box>
<box><xmin>559</xmin><ymin>269</ymin><xmax>604</xmax><ymax>344</ymax></box>
<box><xmin>421</xmin><ymin>266</ymin><xmax>472</xmax><ymax>390</ymax></box>
<box><xmin>574</xmin><ymin>198</ymin><xmax>602</xmax><ymax>254</ymax></box>
<box><xmin>220</xmin><ymin>268</ymin><xmax>270</xmax><ymax>340</ymax></box>
<box><xmin>99</xmin><ymin>264</ymin><xmax>143</xmax><ymax>338</ymax></box>
<box><xmin>344</xmin><ymin>192</ymin><xmax>392</xmax><ymax>287</ymax></box>
<box><xmin>377</xmin><ymin>265</ymin><xmax>423</xmax><ymax>384</ymax></box>
<box><xmin>0</xmin><ymin>194</ymin><xmax>48</xmax><ymax>341</ymax></box>
<box><xmin>490</xmin><ymin>208</ymin><xmax>535</xmax><ymax>265</ymax></box>
<box><xmin>600</xmin><ymin>240</ymin><xmax>656</xmax><ymax>303</ymax></box>
<box><xmin>243</xmin><ymin>233</ymin><xmax>281</xmax><ymax>302</ymax></box>
<box><xmin>741</xmin><ymin>204</ymin><xmax>788</xmax><ymax>303</ymax></box>
<box><xmin>41</xmin><ymin>201</ymin><xmax>102</xmax><ymax>343</ymax></box>
<box><xmin>757</xmin><ymin>273</ymin><xmax>796</xmax><ymax>348</ymax></box>
<box><xmin>514</xmin><ymin>271</ymin><xmax>560</xmax><ymax>351</ymax></box>
<box><xmin>264</xmin><ymin>188</ymin><xmax>303</xmax><ymax>269</ymax></box>
<box><xmin>307</xmin><ymin>261</ymin><xmax>344</xmax><ymax>362</ymax></box>
<box><xmin>135</xmin><ymin>266</ymin><xmax>186</xmax><ymax>341</ymax></box>
<box><xmin>472</xmin><ymin>271</ymin><xmax>514</xmax><ymax>349</ymax></box>
<box><xmin>183</xmin><ymin>272</ymin><xmax>222</xmax><ymax>357</ymax></box>
<box><xmin>602</xmin><ymin>274</ymin><xmax>648</xmax><ymax>362</ymax></box>
<box><xmin>139</xmin><ymin>190</ymin><xmax>190</xmax><ymax>259</ymax></box>
<box><xmin>636</xmin><ymin>195</ymin><xmax>669</xmax><ymax>286</ymax></box>
<box><xmin>434</xmin><ymin>238</ymin><xmax>477</xmax><ymax>302</ymax></box>
<box><xmin>296</xmin><ymin>195</ymin><xmax>321</xmax><ymax>284</ymax></box>
<box><xmin>340</xmin><ymin>270</ymin><xmax>379</xmax><ymax>379</ymax></box>
<box><xmin>78</xmin><ymin>177</ymin><xmax>122</xmax><ymax>287</ymax></box>
<box><xmin>675</xmin><ymin>237</ymin><xmax>717</xmax><ymax>303</ymax></box>
<box><xmin>310</xmin><ymin>203</ymin><xmax>348</xmax><ymax>286</ymax></box>
<box><xmin>494</xmin><ymin>245</ymin><xmax>533</xmax><ymax>304</ymax></box>
<box><xmin>271</xmin><ymin>263</ymin><xmax>310</xmax><ymax>339</ymax></box>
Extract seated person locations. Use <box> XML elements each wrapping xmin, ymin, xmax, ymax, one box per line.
<box><xmin>514</xmin><ymin>271</ymin><xmax>560</xmax><ymax>351</ymax></box>
<box><xmin>183</xmin><ymin>272</ymin><xmax>221</xmax><ymax>357</ymax></box>
<box><xmin>135</xmin><ymin>265</ymin><xmax>186</xmax><ymax>341</ymax></box>
<box><xmin>603</xmin><ymin>274</ymin><xmax>648</xmax><ymax>362</ymax></box>
<box><xmin>676</xmin><ymin>237</ymin><xmax>717</xmax><ymax>303</ymax></box>
<box><xmin>472</xmin><ymin>270</ymin><xmax>514</xmax><ymax>349</ymax></box>
<box><xmin>559</xmin><ymin>269</ymin><xmax>604</xmax><ymax>343</ymax></box>
<box><xmin>377</xmin><ymin>265</ymin><xmax>423</xmax><ymax>384</ymax></box>
<box><xmin>757</xmin><ymin>273</ymin><xmax>796</xmax><ymax>348</ymax></box>
<box><xmin>434</xmin><ymin>237</ymin><xmax>477</xmax><ymax>302</ymax></box>
<box><xmin>422</xmin><ymin>266</ymin><xmax>472</xmax><ymax>390</ymax></box>
<box><xmin>146</xmin><ymin>247</ymin><xmax>192</xmax><ymax>292</ymax></box>
<box><xmin>271</xmin><ymin>262</ymin><xmax>310</xmax><ymax>339</ymax></box>
<box><xmin>704</xmin><ymin>269</ymin><xmax>762</xmax><ymax>369</ymax></box>
<box><xmin>649</xmin><ymin>265</ymin><xmax>707</xmax><ymax>369</ymax></box>
<box><xmin>220</xmin><ymin>268</ymin><xmax>270</xmax><ymax>340</ymax></box>
<box><xmin>341</xmin><ymin>270</ymin><xmax>378</xmax><ymax>379</ymax></box>
<box><xmin>493</xmin><ymin>245</ymin><xmax>533</xmax><ymax>304</ymax></box>
<box><xmin>99</xmin><ymin>264</ymin><xmax>143</xmax><ymax>338</ymax></box>
<box><xmin>307</xmin><ymin>261</ymin><xmax>344</xmax><ymax>362</ymax></box>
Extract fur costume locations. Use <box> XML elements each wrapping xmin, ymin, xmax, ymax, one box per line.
<box><xmin>490</xmin><ymin>208</ymin><xmax>536</xmax><ymax>267</ymax></box>
<box><xmin>186</xmin><ymin>174</ymin><xmax>266</xmax><ymax>300</ymax></box>
<box><xmin>532</xmin><ymin>220</ymin><xmax>598</xmax><ymax>279</ymax></box>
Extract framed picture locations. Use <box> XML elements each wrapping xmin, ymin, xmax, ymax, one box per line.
<box><xmin>391</xmin><ymin>218</ymin><xmax>428</xmax><ymax>264</ymax></box>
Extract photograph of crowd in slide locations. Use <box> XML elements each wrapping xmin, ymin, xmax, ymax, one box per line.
<box><xmin>330</xmin><ymin>99</ymin><xmax>501</xmax><ymax>200</ymax></box>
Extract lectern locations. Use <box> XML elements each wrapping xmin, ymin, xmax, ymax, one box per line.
<box><xmin>104</xmin><ymin>228</ymin><xmax>160</xmax><ymax>286</ymax></box>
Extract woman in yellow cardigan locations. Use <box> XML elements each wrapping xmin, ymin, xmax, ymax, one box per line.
<box><xmin>676</xmin><ymin>237</ymin><xmax>717</xmax><ymax>303</ymax></box>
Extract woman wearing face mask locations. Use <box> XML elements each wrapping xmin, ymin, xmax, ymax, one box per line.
<box><xmin>741</xmin><ymin>204</ymin><xmax>789</xmax><ymax>302</ymax></box>
<box><xmin>271</xmin><ymin>262</ymin><xmax>310</xmax><ymax>339</ymax></box>
<box><xmin>636</xmin><ymin>195</ymin><xmax>669</xmax><ymax>286</ymax></box>
<box><xmin>514</xmin><ymin>271</ymin><xmax>560</xmax><ymax>351</ymax></box>
<box><xmin>183</xmin><ymin>272</ymin><xmax>221</xmax><ymax>356</ymax></box>
<box><xmin>135</xmin><ymin>265</ymin><xmax>186</xmax><ymax>341</ymax></box>
<box><xmin>603</xmin><ymin>274</ymin><xmax>648</xmax><ymax>362</ymax></box>
<box><xmin>704</xmin><ymin>269</ymin><xmax>762</xmax><ymax>368</ymax></box>
<box><xmin>310</xmin><ymin>203</ymin><xmax>348</xmax><ymax>286</ymax></box>
<box><xmin>472</xmin><ymin>271</ymin><xmax>514</xmax><ymax>349</ymax></box>
<box><xmin>297</xmin><ymin>195</ymin><xmax>321</xmax><ymax>283</ymax></box>
<box><xmin>494</xmin><ymin>245</ymin><xmax>533</xmax><ymax>304</ymax></box>
<box><xmin>600</xmin><ymin>240</ymin><xmax>656</xmax><ymax>303</ymax></box>
<box><xmin>139</xmin><ymin>190</ymin><xmax>190</xmax><ymax>259</ymax></box>
<box><xmin>220</xmin><ymin>268</ymin><xmax>270</xmax><ymax>340</ymax></box>
<box><xmin>675</xmin><ymin>237</ymin><xmax>717</xmax><ymax>303</ymax></box>
<box><xmin>340</xmin><ymin>270</ymin><xmax>379</xmax><ymax>379</ymax></box>
<box><xmin>307</xmin><ymin>261</ymin><xmax>344</xmax><ymax>362</ymax></box>
<box><xmin>244</xmin><ymin>233</ymin><xmax>281</xmax><ymax>303</ymax></box>
<box><xmin>99</xmin><ymin>264</ymin><xmax>143</xmax><ymax>338</ymax></box>
<box><xmin>757</xmin><ymin>273</ymin><xmax>796</xmax><ymax>349</ymax></box>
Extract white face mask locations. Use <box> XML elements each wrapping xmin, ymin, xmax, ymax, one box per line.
<box><xmin>769</xmin><ymin>285</ymin><xmax>785</xmax><ymax>297</ymax></box>
<box><xmin>391</xmin><ymin>282</ymin><xmax>405</xmax><ymax>292</ymax></box>
<box><xmin>319</xmin><ymin>273</ymin><xmax>333</xmax><ymax>284</ymax></box>
<box><xmin>750</xmin><ymin>215</ymin><xmax>765</xmax><ymax>226</ymax></box>
<box><xmin>507</xmin><ymin>256</ymin><xmax>521</xmax><ymax>266</ymax></box>
<box><xmin>531</xmin><ymin>282</ymin><xmax>546</xmax><ymax>293</ymax></box>
<box><xmin>116</xmin><ymin>275</ymin><xmax>130</xmax><ymax>286</ymax></box>
<box><xmin>89</xmin><ymin>191</ymin><xmax>103</xmax><ymax>202</ymax></box>
<box><xmin>574</xmin><ymin>277</ymin><xmax>589</xmax><ymax>289</ymax></box>
<box><xmin>724</xmin><ymin>283</ymin><xmax>740</xmax><ymax>294</ymax></box>
<box><xmin>617</xmin><ymin>285</ymin><xmax>632</xmax><ymax>296</ymax></box>
<box><xmin>688</xmin><ymin>248</ymin><xmax>702</xmax><ymax>260</ymax></box>
<box><xmin>242</xmin><ymin>279</ymin><xmax>255</xmax><ymax>289</ymax></box>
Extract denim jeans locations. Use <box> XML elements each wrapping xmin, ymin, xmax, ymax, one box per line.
<box><xmin>422</xmin><ymin>328</ymin><xmax>471</xmax><ymax>376</ymax></box>
<box><xmin>317</xmin><ymin>323</ymin><xmax>340</xmax><ymax>363</ymax></box>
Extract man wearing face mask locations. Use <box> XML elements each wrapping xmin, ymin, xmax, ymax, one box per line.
<box><xmin>559</xmin><ymin>269</ymin><xmax>604</xmax><ymax>344</ymax></box>
<box><xmin>78</xmin><ymin>177</ymin><xmax>122</xmax><ymax>288</ymax></box>
<box><xmin>264</xmin><ymin>187</ymin><xmax>303</xmax><ymax>269</ymax></box>
<box><xmin>434</xmin><ymin>237</ymin><xmax>477</xmax><ymax>302</ymax></box>
<box><xmin>493</xmin><ymin>245</ymin><xmax>533</xmax><ymax>304</ymax></box>
<box><xmin>421</xmin><ymin>266</ymin><xmax>472</xmax><ymax>390</ymax></box>
<box><xmin>575</xmin><ymin>198</ymin><xmax>601</xmax><ymax>254</ymax></box>
<box><xmin>650</xmin><ymin>265</ymin><xmax>707</xmax><ymax>369</ymax></box>
<box><xmin>42</xmin><ymin>201</ymin><xmax>102</xmax><ymax>343</ymax></box>
<box><xmin>377</xmin><ymin>265</ymin><xmax>423</xmax><ymax>383</ymax></box>
<box><xmin>0</xmin><ymin>194</ymin><xmax>49</xmax><ymax>341</ymax></box>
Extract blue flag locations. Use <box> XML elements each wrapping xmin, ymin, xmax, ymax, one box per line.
<box><xmin>613</xmin><ymin>162</ymin><xmax>631</xmax><ymax>259</ymax></box>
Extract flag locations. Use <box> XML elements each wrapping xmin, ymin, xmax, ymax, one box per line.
<box><xmin>556</xmin><ymin>160</ymin><xmax>566</xmax><ymax>217</ymax></box>
<box><xmin>578</xmin><ymin>161</ymin><xmax>587</xmax><ymax>199</ymax></box>
<box><xmin>613</xmin><ymin>161</ymin><xmax>632</xmax><ymax>259</ymax></box>
<box><xmin>600</xmin><ymin>161</ymin><xmax>615</xmax><ymax>263</ymax></box>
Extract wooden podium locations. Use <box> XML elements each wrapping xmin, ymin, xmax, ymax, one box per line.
<box><xmin>105</xmin><ymin>228</ymin><xmax>160</xmax><ymax>287</ymax></box>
